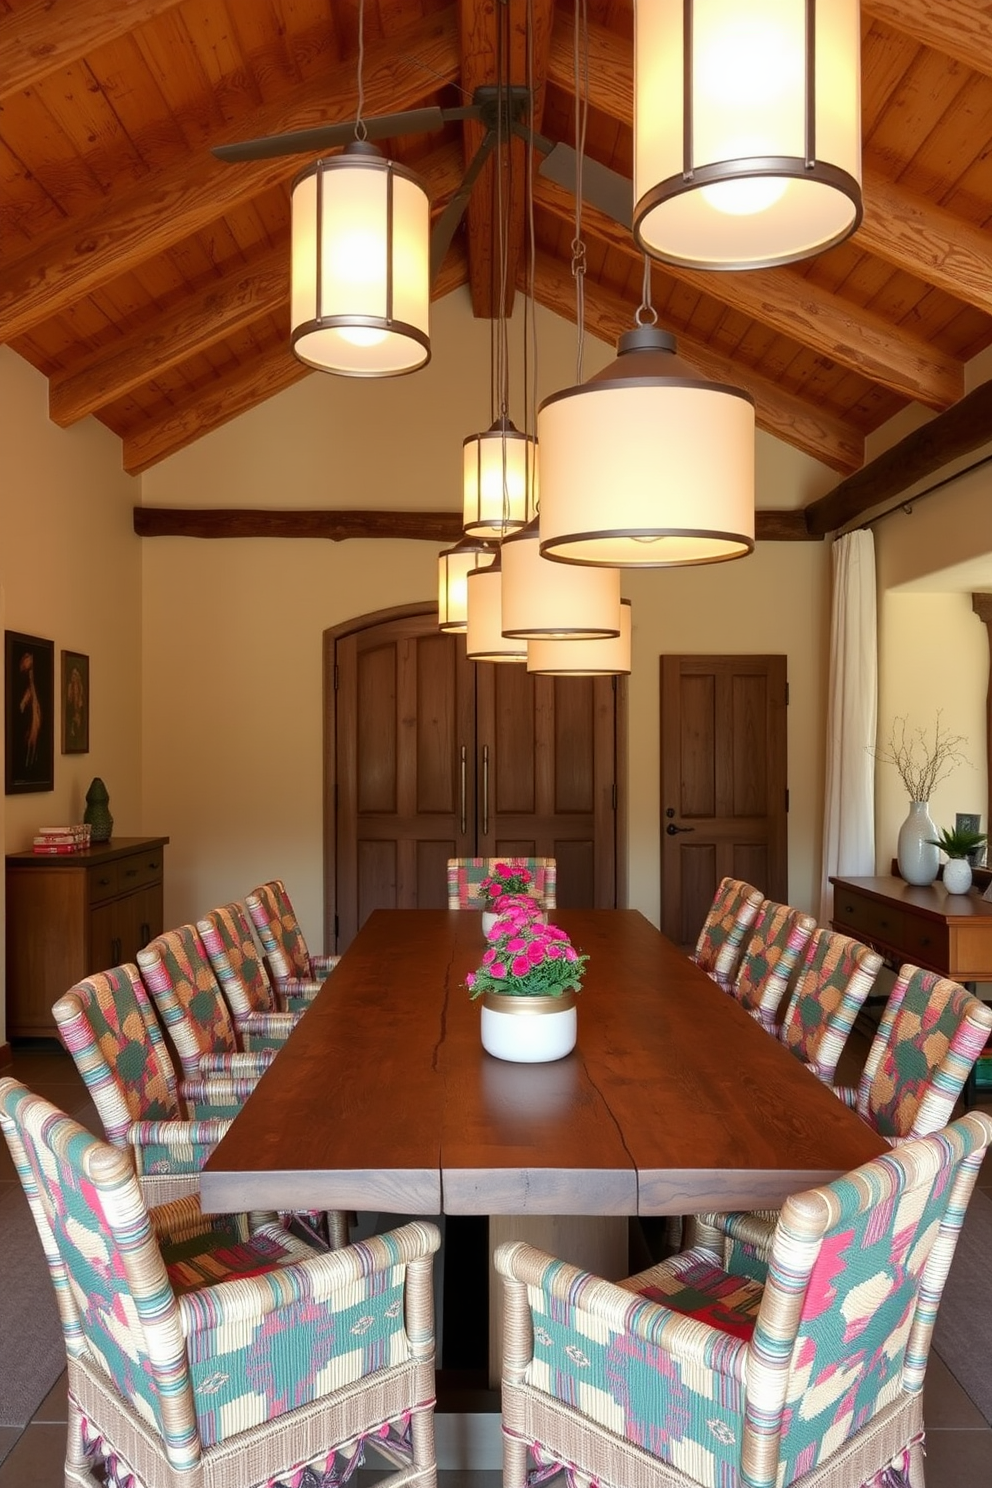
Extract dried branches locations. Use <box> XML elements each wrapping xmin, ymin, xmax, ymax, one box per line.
<box><xmin>873</xmin><ymin>713</ymin><xmax>969</xmax><ymax>801</ymax></box>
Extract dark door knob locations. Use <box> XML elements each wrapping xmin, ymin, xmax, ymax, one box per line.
<box><xmin>666</xmin><ymin>823</ymin><xmax>695</xmax><ymax>835</ymax></box>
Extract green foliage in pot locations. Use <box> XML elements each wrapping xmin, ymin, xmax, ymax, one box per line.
<box><xmin>926</xmin><ymin>825</ymin><xmax>987</xmax><ymax>860</ymax></box>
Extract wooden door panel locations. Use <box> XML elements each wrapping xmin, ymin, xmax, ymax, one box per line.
<box><xmin>661</xmin><ymin>655</ymin><xmax>787</xmax><ymax>948</ymax></box>
<box><xmin>554</xmin><ymin>838</ymin><xmax>596</xmax><ymax>909</ymax></box>
<box><xmin>357</xmin><ymin>644</ymin><xmax>397</xmax><ymax>812</ymax></box>
<box><xmin>492</xmin><ymin>665</ymin><xmax>537</xmax><ymax>816</ymax></box>
<box><xmin>554</xmin><ymin>679</ymin><xmax>596</xmax><ymax>813</ymax></box>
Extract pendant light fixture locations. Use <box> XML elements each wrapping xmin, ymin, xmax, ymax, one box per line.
<box><xmin>528</xmin><ymin>600</ymin><xmax>632</xmax><ymax>675</ymax></box>
<box><xmin>462</xmin><ymin>418</ymin><xmax>537</xmax><ymax>538</ymax></box>
<box><xmin>289</xmin><ymin>0</ymin><xmax>430</xmax><ymax>375</ymax></box>
<box><xmin>501</xmin><ymin>519</ymin><xmax>621</xmax><ymax>638</ymax></box>
<box><xmin>465</xmin><ymin>550</ymin><xmax>527</xmax><ymax>663</ymax></box>
<box><xmin>437</xmin><ymin>537</ymin><xmax>495</xmax><ymax>632</ymax></box>
<box><xmin>633</xmin><ymin>0</ymin><xmax>862</xmax><ymax>270</ymax></box>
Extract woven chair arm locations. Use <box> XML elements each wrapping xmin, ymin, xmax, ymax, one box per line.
<box><xmin>275</xmin><ymin>975</ymin><xmax>325</xmax><ymax>999</ymax></box>
<box><xmin>280</xmin><ymin>988</ymin><xmax>319</xmax><ymax>1013</ymax></box>
<box><xmin>494</xmin><ymin>1241</ymin><xmax>747</xmax><ymax>1379</ymax></box>
<box><xmin>237</xmin><ymin>1011</ymin><xmax>297</xmax><ymax>1046</ymax></box>
<box><xmin>198</xmin><ymin>1050</ymin><xmax>274</xmax><ymax>1076</ymax></box>
<box><xmin>179</xmin><ymin>1074</ymin><xmax>258</xmax><ymax>1114</ymax></box>
<box><xmin>310</xmin><ymin>954</ymin><xmax>341</xmax><ymax>977</ymax></box>
<box><xmin>148</xmin><ymin>1194</ymin><xmax>250</xmax><ymax>1248</ymax></box>
<box><xmin>832</xmin><ymin>1083</ymin><xmax>859</xmax><ymax>1107</ymax></box>
<box><xmin>130</xmin><ymin>1118</ymin><xmax>232</xmax><ymax>1146</ymax></box>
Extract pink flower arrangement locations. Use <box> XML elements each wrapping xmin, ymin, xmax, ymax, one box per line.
<box><xmin>466</xmin><ymin>904</ymin><xmax>588</xmax><ymax>1000</ymax></box>
<box><xmin>478</xmin><ymin>860</ymin><xmax>535</xmax><ymax>905</ymax></box>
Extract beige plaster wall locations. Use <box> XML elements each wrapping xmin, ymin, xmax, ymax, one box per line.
<box><xmin>0</xmin><ymin>347</ymin><xmax>142</xmax><ymax>1045</ymax></box>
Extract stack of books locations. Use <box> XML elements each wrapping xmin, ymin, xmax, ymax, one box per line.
<box><xmin>32</xmin><ymin>824</ymin><xmax>92</xmax><ymax>855</ymax></box>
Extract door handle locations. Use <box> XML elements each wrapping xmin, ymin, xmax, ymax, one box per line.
<box><xmin>482</xmin><ymin>744</ymin><xmax>490</xmax><ymax>837</ymax></box>
<box><xmin>666</xmin><ymin>823</ymin><xmax>695</xmax><ymax>835</ymax></box>
<box><xmin>460</xmin><ymin>744</ymin><xmax>467</xmax><ymax>835</ymax></box>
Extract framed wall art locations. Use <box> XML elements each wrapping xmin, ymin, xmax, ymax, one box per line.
<box><xmin>61</xmin><ymin>650</ymin><xmax>90</xmax><ymax>754</ymax></box>
<box><xmin>5</xmin><ymin>630</ymin><xmax>55</xmax><ymax>793</ymax></box>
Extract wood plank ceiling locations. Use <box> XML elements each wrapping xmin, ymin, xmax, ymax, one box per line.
<box><xmin>3</xmin><ymin>0</ymin><xmax>992</xmax><ymax>528</ymax></box>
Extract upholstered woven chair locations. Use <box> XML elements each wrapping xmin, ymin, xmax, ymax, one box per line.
<box><xmin>199</xmin><ymin>901</ymin><xmax>314</xmax><ymax>1034</ymax></box>
<box><xmin>776</xmin><ymin>926</ymin><xmax>883</xmax><ymax>1083</ymax></box>
<box><xmin>0</xmin><ymin>1077</ymin><xmax>440</xmax><ymax>1488</ymax></box>
<box><xmin>137</xmin><ymin>924</ymin><xmax>294</xmax><ymax>1084</ymax></box>
<box><xmin>245</xmin><ymin>878</ymin><xmax>340</xmax><ymax>1002</ymax></box>
<box><xmin>52</xmin><ymin>963</ymin><xmax>254</xmax><ymax>1205</ymax></box>
<box><xmin>496</xmin><ymin>1110</ymin><xmax>992</xmax><ymax>1488</ymax></box>
<box><xmin>690</xmin><ymin>876</ymin><xmax>764</xmax><ymax>991</ymax></box>
<box><xmin>730</xmin><ymin>898</ymin><xmax>817</xmax><ymax>1032</ymax></box>
<box><xmin>446</xmin><ymin>856</ymin><xmax>557</xmax><ymax>910</ymax></box>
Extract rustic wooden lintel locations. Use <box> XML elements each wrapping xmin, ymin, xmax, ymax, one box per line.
<box><xmin>133</xmin><ymin>506</ymin><xmax>818</xmax><ymax>542</ymax></box>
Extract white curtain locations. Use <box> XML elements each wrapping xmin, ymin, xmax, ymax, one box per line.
<box><xmin>819</xmin><ymin>528</ymin><xmax>877</xmax><ymax>925</ymax></box>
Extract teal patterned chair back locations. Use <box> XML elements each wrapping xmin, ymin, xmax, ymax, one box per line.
<box><xmin>446</xmin><ymin>857</ymin><xmax>557</xmax><ymax>910</ymax></box>
<box><xmin>245</xmin><ymin>879</ymin><xmax>313</xmax><ymax>979</ymax></box>
<box><xmin>857</xmin><ymin>963</ymin><xmax>992</xmax><ymax>1140</ymax></box>
<box><xmin>0</xmin><ymin>1079</ymin><xmax>199</xmax><ymax>1467</ymax></box>
<box><xmin>198</xmin><ymin>901</ymin><xmax>277</xmax><ymax>1018</ymax></box>
<box><xmin>778</xmin><ymin>928</ymin><xmax>882</xmax><ymax>1081</ymax></box>
<box><xmin>138</xmin><ymin>925</ymin><xmax>238</xmax><ymax>1078</ymax></box>
<box><xmin>732</xmin><ymin>900</ymin><xmax>816</xmax><ymax>1030</ymax></box>
<box><xmin>52</xmin><ymin>964</ymin><xmax>181</xmax><ymax>1144</ymax></box>
<box><xmin>691</xmin><ymin>877</ymin><xmax>764</xmax><ymax>986</ymax></box>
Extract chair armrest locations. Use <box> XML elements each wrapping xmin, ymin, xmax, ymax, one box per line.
<box><xmin>309</xmin><ymin>954</ymin><xmax>341</xmax><ymax>977</ymax></box>
<box><xmin>149</xmin><ymin>1195</ymin><xmax>250</xmax><ymax>1249</ymax></box>
<box><xmin>690</xmin><ymin>1211</ymin><xmax>777</xmax><ymax>1281</ymax></box>
<box><xmin>128</xmin><ymin>1119</ymin><xmax>232</xmax><ymax>1176</ymax></box>
<box><xmin>832</xmin><ymin>1083</ymin><xmax>859</xmax><ymax>1108</ymax></box>
<box><xmin>179</xmin><ymin>1075</ymin><xmax>259</xmax><ymax>1118</ymax></box>
<box><xmin>198</xmin><ymin>1050</ymin><xmax>275</xmax><ymax>1076</ymax></box>
<box><xmin>237</xmin><ymin>1011</ymin><xmax>297</xmax><ymax>1049</ymax></box>
<box><xmin>275</xmin><ymin>975</ymin><xmax>326</xmax><ymax>1002</ymax></box>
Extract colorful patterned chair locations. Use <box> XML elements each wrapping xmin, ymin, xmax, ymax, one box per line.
<box><xmin>730</xmin><ymin>899</ymin><xmax>817</xmax><ymax>1032</ymax></box>
<box><xmin>446</xmin><ymin>857</ymin><xmax>557</xmax><ymax>910</ymax></box>
<box><xmin>776</xmin><ymin>926</ymin><xmax>883</xmax><ymax>1082</ymax></box>
<box><xmin>52</xmin><ymin>963</ymin><xmax>254</xmax><ymax>1206</ymax></box>
<box><xmin>137</xmin><ymin>924</ymin><xmax>294</xmax><ymax>1084</ymax></box>
<box><xmin>0</xmin><ymin>1078</ymin><xmax>440</xmax><ymax>1488</ymax></box>
<box><xmin>690</xmin><ymin>877</ymin><xmax>764</xmax><ymax>991</ymax></box>
<box><xmin>245</xmin><ymin>878</ymin><xmax>340</xmax><ymax>1002</ymax></box>
<box><xmin>496</xmin><ymin>1111</ymin><xmax>992</xmax><ymax>1488</ymax></box>
<box><xmin>199</xmin><ymin>901</ymin><xmax>314</xmax><ymax>1033</ymax></box>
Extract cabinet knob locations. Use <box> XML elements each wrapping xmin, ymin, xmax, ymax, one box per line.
<box><xmin>124</xmin><ymin>867</ymin><xmax>138</xmax><ymax>878</ymax></box>
<box><xmin>98</xmin><ymin>875</ymin><xmax>111</xmax><ymax>887</ymax></box>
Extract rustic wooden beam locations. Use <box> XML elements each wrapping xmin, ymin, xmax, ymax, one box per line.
<box><xmin>973</xmin><ymin>593</ymin><xmax>992</xmax><ymax>850</ymax></box>
<box><xmin>0</xmin><ymin>0</ymin><xmax>188</xmax><ymax>99</ymax></box>
<box><xmin>133</xmin><ymin>504</ymin><xmax>815</xmax><ymax>543</ymax></box>
<box><xmin>863</xmin><ymin>1</ymin><xmax>992</xmax><ymax>79</ymax></box>
<box><xmin>804</xmin><ymin>378</ymin><xmax>992</xmax><ymax>535</ymax></box>
<box><xmin>0</xmin><ymin>9</ymin><xmax>459</xmax><ymax>346</ymax></box>
<box><xmin>121</xmin><ymin>244</ymin><xmax>469</xmax><ymax>472</ymax></box>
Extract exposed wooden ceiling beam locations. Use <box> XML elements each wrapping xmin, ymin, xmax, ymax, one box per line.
<box><xmin>529</xmin><ymin>249</ymin><xmax>863</xmax><ymax>476</ymax></box>
<box><xmin>121</xmin><ymin>243</ymin><xmax>470</xmax><ymax>473</ymax></box>
<box><xmin>50</xmin><ymin>141</ymin><xmax>467</xmax><ymax>427</ymax></box>
<box><xmin>862</xmin><ymin>1</ymin><xmax>992</xmax><ymax>78</ymax></box>
<box><xmin>0</xmin><ymin>0</ymin><xmax>188</xmax><ymax>99</ymax></box>
<box><xmin>804</xmin><ymin>377</ymin><xmax>992</xmax><ymax>536</ymax></box>
<box><xmin>0</xmin><ymin>8</ymin><xmax>459</xmax><ymax>346</ymax></box>
<box><xmin>534</xmin><ymin>176</ymin><xmax>962</xmax><ymax>412</ymax></box>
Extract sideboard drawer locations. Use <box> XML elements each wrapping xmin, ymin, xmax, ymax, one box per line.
<box><xmin>833</xmin><ymin>890</ymin><xmax>872</xmax><ymax>936</ymax></box>
<box><xmin>87</xmin><ymin>862</ymin><xmax>120</xmax><ymax>904</ymax></box>
<box><xmin>118</xmin><ymin>849</ymin><xmax>163</xmax><ymax>892</ymax></box>
<box><xmin>903</xmin><ymin>916</ymin><xmax>949</xmax><ymax>971</ymax></box>
<box><xmin>862</xmin><ymin>901</ymin><xmax>906</xmax><ymax>949</ymax></box>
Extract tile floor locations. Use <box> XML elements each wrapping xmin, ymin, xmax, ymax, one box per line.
<box><xmin>1</xmin><ymin>1027</ymin><xmax>991</xmax><ymax>1486</ymax></box>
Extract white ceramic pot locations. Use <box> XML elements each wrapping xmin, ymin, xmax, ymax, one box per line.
<box><xmin>481</xmin><ymin>910</ymin><xmax>499</xmax><ymax>937</ymax></box>
<box><xmin>897</xmin><ymin>801</ymin><xmax>940</xmax><ymax>886</ymax></box>
<box><xmin>480</xmin><ymin>990</ymin><xmax>577</xmax><ymax>1063</ymax></box>
<box><xmin>943</xmin><ymin>857</ymin><xmax>973</xmax><ymax>894</ymax></box>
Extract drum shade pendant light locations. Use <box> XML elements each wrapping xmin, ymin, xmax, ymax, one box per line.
<box><xmin>465</xmin><ymin>550</ymin><xmax>527</xmax><ymax>663</ymax></box>
<box><xmin>633</xmin><ymin>0</ymin><xmax>862</xmax><ymax>270</ymax></box>
<box><xmin>438</xmin><ymin>537</ymin><xmax>495</xmax><ymax>633</ymax></box>
<box><xmin>501</xmin><ymin>519</ymin><xmax>621</xmax><ymax>639</ymax></box>
<box><xmin>528</xmin><ymin>600</ymin><xmax>632</xmax><ymax>675</ymax></box>
<box><xmin>462</xmin><ymin>418</ymin><xmax>537</xmax><ymax>538</ymax></box>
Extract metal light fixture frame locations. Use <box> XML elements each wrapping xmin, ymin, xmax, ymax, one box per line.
<box><xmin>438</xmin><ymin>536</ymin><xmax>495</xmax><ymax>633</ymax></box>
<box><xmin>462</xmin><ymin>417</ymin><xmax>538</xmax><ymax>539</ymax></box>
<box><xmin>527</xmin><ymin>600</ymin><xmax>633</xmax><ymax>675</ymax></box>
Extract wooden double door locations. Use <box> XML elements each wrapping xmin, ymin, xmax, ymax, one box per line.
<box><xmin>328</xmin><ymin>607</ymin><xmax>623</xmax><ymax>950</ymax></box>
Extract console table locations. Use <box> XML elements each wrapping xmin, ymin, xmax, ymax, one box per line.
<box><xmin>829</xmin><ymin>874</ymin><xmax>992</xmax><ymax>980</ymax></box>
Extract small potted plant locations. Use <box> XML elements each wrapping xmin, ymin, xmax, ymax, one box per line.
<box><xmin>466</xmin><ymin>902</ymin><xmax>589</xmax><ymax>1063</ymax></box>
<box><xmin>926</xmin><ymin>823</ymin><xmax>987</xmax><ymax>895</ymax></box>
<box><xmin>478</xmin><ymin>861</ymin><xmax>538</xmax><ymax>935</ymax></box>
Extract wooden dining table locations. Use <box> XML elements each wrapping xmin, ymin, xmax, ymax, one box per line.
<box><xmin>199</xmin><ymin>907</ymin><xmax>886</xmax><ymax>1220</ymax></box>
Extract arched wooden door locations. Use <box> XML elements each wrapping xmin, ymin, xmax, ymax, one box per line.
<box><xmin>326</xmin><ymin>605</ymin><xmax>625</xmax><ymax>951</ymax></box>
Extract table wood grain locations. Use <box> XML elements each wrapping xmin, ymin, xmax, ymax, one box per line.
<box><xmin>199</xmin><ymin>909</ymin><xmax>886</xmax><ymax>1217</ymax></box>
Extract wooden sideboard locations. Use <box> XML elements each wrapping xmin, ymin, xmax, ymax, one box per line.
<box><xmin>5</xmin><ymin>836</ymin><xmax>169</xmax><ymax>1038</ymax></box>
<box><xmin>830</xmin><ymin>874</ymin><xmax>992</xmax><ymax>981</ymax></box>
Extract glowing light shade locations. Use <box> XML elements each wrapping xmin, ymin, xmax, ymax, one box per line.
<box><xmin>633</xmin><ymin>0</ymin><xmax>862</xmax><ymax>269</ymax></box>
<box><xmin>438</xmin><ymin>537</ymin><xmax>495</xmax><ymax>633</ymax></box>
<box><xmin>538</xmin><ymin>325</ymin><xmax>754</xmax><ymax>568</ymax></box>
<box><xmin>465</xmin><ymin>551</ymin><xmax>527</xmax><ymax>663</ymax></box>
<box><xmin>528</xmin><ymin>600</ymin><xmax>632</xmax><ymax>675</ymax></box>
<box><xmin>462</xmin><ymin>418</ymin><xmax>538</xmax><ymax>539</ymax></box>
<box><xmin>500</xmin><ymin>519</ymin><xmax>621</xmax><ymax>638</ymax></box>
<box><xmin>291</xmin><ymin>142</ymin><xmax>431</xmax><ymax>375</ymax></box>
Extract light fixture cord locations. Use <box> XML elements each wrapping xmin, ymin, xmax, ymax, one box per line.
<box><xmin>571</xmin><ymin>0</ymin><xmax>589</xmax><ymax>383</ymax></box>
<box><xmin>354</xmin><ymin>0</ymin><xmax>367</xmax><ymax>140</ymax></box>
<box><xmin>496</xmin><ymin>0</ymin><xmax>512</xmax><ymax>532</ymax></box>
<box><xmin>637</xmin><ymin>254</ymin><xmax>658</xmax><ymax>327</ymax></box>
<box><xmin>525</xmin><ymin>0</ymin><xmax>539</xmax><ymax>515</ymax></box>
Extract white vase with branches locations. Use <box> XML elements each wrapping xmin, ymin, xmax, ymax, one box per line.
<box><xmin>873</xmin><ymin>714</ymin><xmax>969</xmax><ymax>886</ymax></box>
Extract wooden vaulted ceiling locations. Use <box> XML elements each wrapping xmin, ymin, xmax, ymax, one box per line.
<box><xmin>4</xmin><ymin>0</ymin><xmax>992</xmax><ymax>527</ymax></box>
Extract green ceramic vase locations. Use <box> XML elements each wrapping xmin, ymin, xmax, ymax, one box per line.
<box><xmin>83</xmin><ymin>777</ymin><xmax>113</xmax><ymax>843</ymax></box>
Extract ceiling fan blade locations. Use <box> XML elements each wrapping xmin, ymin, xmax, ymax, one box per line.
<box><xmin>212</xmin><ymin>106</ymin><xmax>450</xmax><ymax>163</ymax></box>
<box><xmin>536</xmin><ymin>141</ymin><xmax>633</xmax><ymax>230</ymax></box>
<box><xmin>430</xmin><ymin>127</ymin><xmax>500</xmax><ymax>283</ymax></box>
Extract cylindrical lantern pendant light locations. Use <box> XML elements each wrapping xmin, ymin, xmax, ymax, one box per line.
<box><xmin>501</xmin><ymin>519</ymin><xmax>621</xmax><ymax>639</ymax></box>
<box><xmin>538</xmin><ymin>324</ymin><xmax>754</xmax><ymax>568</ymax></box>
<box><xmin>462</xmin><ymin>418</ymin><xmax>538</xmax><ymax>539</ymax></box>
<box><xmin>291</xmin><ymin>142</ymin><xmax>431</xmax><ymax>376</ymax></box>
<box><xmin>528</xmin><ymin>600</ymin><xmax>632</xmax><ymax>675</ymax></box>
<box><xmin>633</xmin><ymin>0</ymin><xmax>862</xmax><ymax>270</ymax></box>
<box><xmin>438</xmin><ymin>537</ymin><xmax>495</xmax><ymax>633</ymax></box>
<box><xmin>465</xmin><ymin>551</ymin><xmax>527</xmax><ymax>663</ymax></box>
